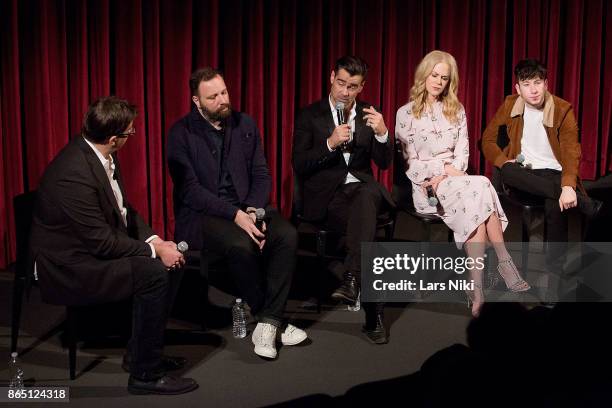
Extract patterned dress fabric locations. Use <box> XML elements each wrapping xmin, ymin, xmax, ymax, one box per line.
<box><xmin>395</xmin><ymin>101</ymin><xmax>508</xmax><ymax>247</ymax></box>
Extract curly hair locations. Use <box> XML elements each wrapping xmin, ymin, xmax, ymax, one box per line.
<box><xmin>409</xmin><ymin>50</ymin><xmax>462</xmax><ymax>124</ymax></box>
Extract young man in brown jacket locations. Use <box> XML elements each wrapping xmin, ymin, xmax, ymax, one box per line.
<box><xmin>482</xmin><ymin>59</ymin><xmax>601</xmax><ymax>271</ymax></box>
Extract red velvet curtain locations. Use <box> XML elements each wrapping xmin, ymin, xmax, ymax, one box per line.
<box><xmin>1</xmin><ymin>0</ymin><xmax>610</xmax><ymax>269</ymax></box>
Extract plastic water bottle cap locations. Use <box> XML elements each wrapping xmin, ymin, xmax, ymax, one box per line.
<box><xmin>236</xmin><ymin>298</ymin><xmax>242</xmax><ymax>304</ymax></box>
<box><xmin>11</xmin><ymin>352</ymin><xmax>18</xmax><ymax>358</ymax></box>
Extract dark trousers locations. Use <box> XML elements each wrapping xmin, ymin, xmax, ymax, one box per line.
<box><xmin>126</xmin><ymin>256</ymin><xmax>183</xmax><ymax>379</ymax></box>
<box><xmin>326</xmin><ymin>181</ymin><xmax>383</xmax><ymax>281</ymax></box>
<box><xmin>500</xmin><ymin>163</ymin><xmax>579</xmax><ymax>269</ymax></box>
<box><xmin>201</xmin><ymin>208</ymin><xmax>297</xmax><ymax>327</ymax></box>
<box><xmin>500</xmin><ymin>163</ymin><xmax>576</xmax><ymax>242</ymax></box>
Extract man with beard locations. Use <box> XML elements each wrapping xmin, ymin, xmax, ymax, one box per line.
<box><xmin>167</xmin><ymin>68</ymin><xmax>307</xmax><ymax>359</ymax></box>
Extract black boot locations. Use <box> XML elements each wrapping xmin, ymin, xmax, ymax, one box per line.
<box><xmin>362</xmin><ymin>302</ymin><xmax>387</xmax><ymax>344</ymax></box>
<box><xmin>331</xmin><ymin>271</ymin><xmax>358</xmax><ymax>304</ymax></box>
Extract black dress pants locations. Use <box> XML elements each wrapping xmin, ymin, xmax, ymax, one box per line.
<box><xmin>326</xmin><ymin>181</ymin><xmax>384</xmax><ymax>281</ymax></box>
<box><xmin>126</xmin><ymin>256</ymin><xmax>183</xmax><ymax>379</ymax></box>
<box><xmin>201</xmin><ymin>207</ymin><xmax>297</xmax><ymax>327</ymax></box>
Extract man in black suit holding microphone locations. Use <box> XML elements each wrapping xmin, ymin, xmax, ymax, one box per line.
<box><xmin>292</xmin><ymin>56</ymin><xmax>394</xmax><ymax>344</ymax></box>
<box><xmin>30</xmin><ymin>96</ymin><xmax>197</xmax><ymax>395</ymax></box>
<box><xmin>167</xmin><ymin>67</ymin><xmax>307</xmax><ymax>360</ymax></box>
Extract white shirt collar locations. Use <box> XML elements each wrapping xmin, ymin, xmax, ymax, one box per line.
<box><xmin>83</xmin><ymin>136</ymin><xmax>115</xmax><ymax>174</ymax></box>
<box><xmin>328</xmin><ymin>94</ymin><xmax>357</xmax><ymax>116</ymax></box>
<box><xmin>328</xmin><ymin>95</ymin><xmax>357</xmax><ymax>128</ymax></box>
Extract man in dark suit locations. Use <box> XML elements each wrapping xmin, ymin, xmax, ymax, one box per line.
<box><xmin>167</xmin><ymin>68</ymin><xmax>307</xmax><ymax>360</ymax></box>
<box><xmin>30</xmin><ymin>96</ymin><xmax>198</xmax><ymax>395</ymax></box>
<box><xmin>293</xmin><ymin>55</ymin><xmax>394</xmax><ymax>344</ymax></box>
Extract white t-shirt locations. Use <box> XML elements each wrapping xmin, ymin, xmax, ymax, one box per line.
<box><xmin>520</xmin><ymin>103</ymin><xmax>562</xmax><ymax>170</ymax></box>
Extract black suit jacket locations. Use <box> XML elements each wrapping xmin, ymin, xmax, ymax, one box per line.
<box><xmin>292</xmin><ymin>99</ymin><xmax>394</xmax><ymax>221</ymax></box>
<box><xmin>30</xmin><ymin>136</ymin><xmax>155</xmax><ymax>306</ymax></box>
<box><xmin>167</xmin><ymin>108</ymin><xmax>271</xmax><ymax>250</ymax></box>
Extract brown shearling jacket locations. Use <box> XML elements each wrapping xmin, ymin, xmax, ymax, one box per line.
<box><xmin>481</xmin><ymin>92</ymin><xmax>581</xmax><ymax>189</ymax></box>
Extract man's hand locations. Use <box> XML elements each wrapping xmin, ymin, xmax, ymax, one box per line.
<box><xmin>444</xmin><ymin>164</ymin><xmax>466</xmax><ymax>177</ymax></box>
<box><xmin>363</xmin><ymin>106</ymin><xmax>387</xmax><ymax>136</ymax></box>
<box><xmin>152</xmin><ymin>240</ymin><xmax>185</xmax><ymax>269</ymax></box>
<box><xmin>559</xmin><ymin>186</ymin><xmax>577</xmax><ymax>212</ymax></box>
<box><xmin>501</xmin><ymin>159</ymin><xmax>516</xmax><ymax>167</ymax></box>
<box><xmin>235</xmin><ymin>210</ymin><xmax>266</xmax><ymax>250</ymax></box>
<box><xmin>328</xmin><ymin>124</ymin><xmax>351</xmax><ymax>150</ymax></box>
<box><xmin>422</xmin><ymin>175</ymin><xmax>447</xmax><ymax>194</ymax></box>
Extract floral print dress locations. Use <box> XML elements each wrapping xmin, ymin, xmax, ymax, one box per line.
<box><xmin>395</xmin><ymin>101</ymin><xmax>508</xmax><ymax>247</ymax></box>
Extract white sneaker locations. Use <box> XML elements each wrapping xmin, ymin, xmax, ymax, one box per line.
<box><xmin>280</xmin><ymin>324</ymin><xmax>308</xmax><ymax>346</ymax></box>
<box><xmin>252</xmin><ymin>323</ymin><xmax>277</xmax><ymax>359</ymax></box>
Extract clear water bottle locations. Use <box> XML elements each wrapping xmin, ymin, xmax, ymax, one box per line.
<box><xmin>9</xmin><ymin>352</ymin><xmax>24</xmax><ymax>388</ymax></box>
<box><xmin>347</xmin><ymin>291</ymin><xmax>361</xmax><ymax>312</ymax></box>
<box><xmin>232</xmin><ymin>298</ymin><xmax>247</xmax><ymax>338</ymax></box>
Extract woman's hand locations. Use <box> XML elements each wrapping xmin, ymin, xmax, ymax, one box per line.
<box><xmin>422</xmin><ymin>175</ymin><xmax>447</xmax><ymax>193</ymax></box>
<box><xmin>444</xmin><ymin>164</ymin><xmax>466</xmax><ymax>177</ymax></box>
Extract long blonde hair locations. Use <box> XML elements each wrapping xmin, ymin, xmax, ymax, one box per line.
<box><xmin>409</xmin><ymin>50</ymin><xmax>462</xmax><ymax>124</ymax></box>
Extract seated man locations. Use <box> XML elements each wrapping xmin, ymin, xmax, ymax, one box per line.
<box><xmin>167</xmin><ymin>67</ymin><xmax>307</xmax><ymax>359</ymax></box>
<box><xmin>482</xmin><ymin>59</ymin><xmax>602</xmax><ymax>272</ymax></box>
<box><xmin>292</xmin><ymin>56</ymin><xmax>394</xmax><ymax>344</ymax></box>
<box><xmin>30</xmin><ymin>96</ymin><xmax>197</xmax><ymax>395</ymax></box>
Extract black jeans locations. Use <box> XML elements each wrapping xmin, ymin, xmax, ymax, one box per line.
<box><xmin>126</xmin><ymin>256</ymin><xmax>183</xmax><ymax>379</ymax></box>
<box><xmin>201</xmin><ymin>207</ymin><xmax>297</xmax><ymax>327</ymax></box>
<box><xmin>326</xmin><ymin>181</ymin><xmax>384</xmax><ymax>281</ymax></box>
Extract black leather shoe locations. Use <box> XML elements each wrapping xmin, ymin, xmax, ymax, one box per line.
<box><xmin>362</xmin><ymin>303</ymin><xmax>388</xmax><ymax>344</ymax></box>
<box><xmin>128</xmin><ymin>375</ymin><xmax>198</xmax><ymax>395</ymax></box>
<box><xmin>331</xmin><ymin>272</ymin><xmax>358</xmax><ymax>304</ymax></box>
<box><xmin>122</xmin><ymin>355</ymin><xmax>188</xmax><ymax>373</ymax></box>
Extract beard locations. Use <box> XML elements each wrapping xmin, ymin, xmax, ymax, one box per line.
<box><xmin>201</xmin><ymin>103</ymin><xmax>232</xmax><ymax>122</ymax></box>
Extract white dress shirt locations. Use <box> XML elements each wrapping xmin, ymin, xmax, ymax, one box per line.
<box><xmin>326</xmin><ymin>95</ymin><xmax>389</xmax><ymax>184</ymax></box>
<box><xmin>83</xmin><ymin>137</ymin><xmax>157</xmax><ymax>258</ymax></box>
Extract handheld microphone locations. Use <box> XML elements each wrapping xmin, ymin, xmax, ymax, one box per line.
<box><xmin>516</xmin><ymin>153</ymin><xmax>532</xmax><ymax>169</ymax></box>
<box><xmin>177</xmin><ymin>241</ymin><xmax>188</xmax><ymax>253</ymax></box>
<box><xmin>425</xmin><ymin>185</ymin><xmax>439</xmax><ymax>207</ymax></box>
<box><xmin>335</xmin><ymin>102</ymin><xmax>351</xmax><ymax>151</ymax></box>
<box><xmin>335</xmin><ymin>102</ymin><xmax>346</xmax><ymax>125</ymax></box>
<box><xmin>255</xmin><ymin>208</ymin><xmax>266</xmax><ymax>236</ymax></box>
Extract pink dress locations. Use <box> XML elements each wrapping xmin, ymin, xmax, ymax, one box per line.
<box><xmin>395</xmin><ymin>101</ymin><xmax>508</xmax><ymax>247</ymax></box>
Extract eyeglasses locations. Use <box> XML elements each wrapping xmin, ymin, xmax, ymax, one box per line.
<box><xmin>117</xmin><ymin>128</ymin><xmax>136</xmax><ymax>138</ymax></box>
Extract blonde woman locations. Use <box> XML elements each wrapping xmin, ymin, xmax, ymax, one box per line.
<box><xmin>395</xmin><ymin>50</ymin><xmax>530</xmax><ymax>317</ymax></box>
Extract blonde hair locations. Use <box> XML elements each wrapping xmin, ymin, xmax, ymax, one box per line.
<box><xmin>409</xmin><ymin>50</ymin><xmax>462</xmax><ymax>124</ymax></box>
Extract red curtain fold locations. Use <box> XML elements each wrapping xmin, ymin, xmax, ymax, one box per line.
<box><xmin>1</xmin><ymin>0</ymin><xmax>610</xmax><ymax>269</ymax></box>
<box><xmin>0</xmin><ymin>0</ymin><xmax>24</xmax><ymax>268</ymax></box>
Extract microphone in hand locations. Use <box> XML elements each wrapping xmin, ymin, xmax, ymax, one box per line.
<box><xmin>426</xmin><ymin>185</ymin><xmax>439</xmax><ymax>207</ymax></box>
<box><xmin>176</xmin><ymin>241</ymin><xmax>189</xmax><ymax>253</ymax></box>
<box><xmin>255</xmin><ymin>208</ymin><xmax>266</xmax><ymax>237</ymax></box>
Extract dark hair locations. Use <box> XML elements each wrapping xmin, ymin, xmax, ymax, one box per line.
<box><xmin>334</xmin><ymin>55</ymin><xmax>368</xmax><ymax>79</ymax></box>
<box><xmin>514</xmin><ymin>59</ymin><xmax>547</xmax><ymax>82</ymax></box>
<box><xmin>82</xmin><ymin>96</ymin><xmax>137</xmax><ymax>143</ymax></box>
<box><xmin>190</xmin><ymin>67</ymin><xmax>223</xmax><ymax>97</ymax></box>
